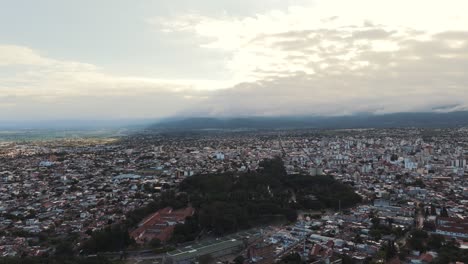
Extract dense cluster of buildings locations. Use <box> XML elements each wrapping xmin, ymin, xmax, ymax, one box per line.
<box><xmin>0</xmin><ymin>128</ymin><xmax>467</xmax><ymax>262</ymax></box>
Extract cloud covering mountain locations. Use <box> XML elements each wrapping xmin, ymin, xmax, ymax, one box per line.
<box><xmin>1</xmin><ymin>0</ymin><xmax>467</xmax><ymax>120</ymax></box>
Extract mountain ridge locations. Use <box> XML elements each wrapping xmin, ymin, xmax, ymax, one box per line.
<box><xmin>150</xmin><ymin>111</ymin><xmax>468</xmax><ymax>130</ymax></box>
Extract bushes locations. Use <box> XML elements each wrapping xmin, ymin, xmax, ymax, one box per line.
<box><xmin>172</xmin><ymin>215</ymin><xmax>200</xmax><ymax>243</ymax></box>
<box><xmin>81</xmin><ymin>225</ymin><xmax>134</xmax><ymax>254</ymax></box>
<box><xmin>173</xmin><ymin>158</ymin><xmax>360</xmax><ymax>239</ymax></box>
<box><xmin>284</xmin><ymin>175</ymin><xmax>362</xmax><ymax>210</ymax></box>
<box><xmin>408</xmin><ymin>230</ymin><xmax>429</xmax><ymax>252</ymax></box>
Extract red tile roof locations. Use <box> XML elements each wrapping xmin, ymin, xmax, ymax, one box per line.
<box><xmin>130</xmin><ymin>206</ymin><xmax>194</xmax><ymax>244</ymax></box>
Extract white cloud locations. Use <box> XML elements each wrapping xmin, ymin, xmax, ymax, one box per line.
<box><xmin>0</xmin><ymin>45</ymin><xmax>97</xmax><ymax>71</ymax></box>
<box><xmin>0</xmin><ymin>45</ymin><xmax>226</xmax><ymax>120</ymax></box>
<box><xmin>2</xmin><ymin>0</ymin><xmax>468</xmax><ymax>120</ymax></box>
<box><xmin>0</xmin><ymin>45</ymin><xmax>52</xmax><ymax>66</ymax></box>
<box><xmin>152</xmin><ymin>0</ymin><xmax>468</xmax><ymax>81</ymax></box>
<box><xmin>150</xmin><ymin>0</ymin><xmax>468</xmax><ymax>117</ymax></box>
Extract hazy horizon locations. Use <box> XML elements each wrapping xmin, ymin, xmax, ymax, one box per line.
<box><xmin>1</xmin><ymin>0</ymin><xmax>468</xmax><ymax>120</ymax></box>
<box><xmin>3</xmin><ymin>110</ymin><xmax>468</xmax><ymax>130</ymax></box>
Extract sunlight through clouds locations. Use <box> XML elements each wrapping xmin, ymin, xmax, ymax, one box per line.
<box><xmin>1</xmin><ymin>0</ymin><xmax>468</xmax><ymax>119</ymax></box>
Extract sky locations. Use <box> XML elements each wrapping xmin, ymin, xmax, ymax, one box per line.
<box><xmin>1</xmin><ymin>0</ymin><xmax>468</xmax><ymax>121</ymax></box>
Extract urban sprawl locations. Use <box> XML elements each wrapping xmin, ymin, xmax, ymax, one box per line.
<box><xmin>1</xmin><ymin>128</ymin><xmax>468</xmax><ymax>264</ymax></box>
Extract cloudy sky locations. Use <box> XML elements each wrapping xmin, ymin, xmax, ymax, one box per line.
<box><xmin>1</xmin><ymin>0</ymin><xmax>468</xmax><ymax>120</ymax></box>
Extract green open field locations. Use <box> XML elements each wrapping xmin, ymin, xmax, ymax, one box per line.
<box><xmin>0</xmin><ymin>129</ymin><xmax>129</xmax><ymax>142</ymax></box>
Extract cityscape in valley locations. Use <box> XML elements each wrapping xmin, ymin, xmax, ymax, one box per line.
<box><xmin>1</xmin><ymin>127</ymin><xmax>468</xmax><ymax>263</ymax></box>
<box><xmin>2</xmin><ymin>0</ymin><xmax>468</xmax><ymax>263</ymax></box>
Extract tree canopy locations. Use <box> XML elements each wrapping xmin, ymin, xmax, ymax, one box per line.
<box><xmin>174</xmin><ymin>157</ymin><xmax>361</xmax><ymax>241</ymax></box>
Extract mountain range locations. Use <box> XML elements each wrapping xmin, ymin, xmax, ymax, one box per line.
<box><xmin>150</xmin><ymin>111</ymin><xmax>468</xmax><ymax>130</ymax></box>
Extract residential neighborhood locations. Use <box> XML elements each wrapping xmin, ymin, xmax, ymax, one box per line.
<box><xmin>0</xmin><ymin>128</ymin><xmax>468</xmax><ymax>263</ymax></box>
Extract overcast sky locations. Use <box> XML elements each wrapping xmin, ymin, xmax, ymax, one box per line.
<box><xmin>1</xmin><ymin>0</ymin><xmax>468</xmax><ymax>120</ymax></box>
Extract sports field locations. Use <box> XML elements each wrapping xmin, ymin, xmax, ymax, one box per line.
<box><xmin>166</xmin><ymin>230</ymin><xmax>260</xmax><ymax>262</ymax></box>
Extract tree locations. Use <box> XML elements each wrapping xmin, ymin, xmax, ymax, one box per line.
<box><xmin>440</xmin><ymin>207</ymin><xmax>449</xmax><ymax>217</ymax></box>
<box><xmin>434</xmin><ymin>239</ymin><xmax>468</xmax><ymax>263</ymax></box>
<box><xmin>81</xmin><ymin>225</ymin><xmax>134</xmax><ymax>254</ymax></box>
<box><xmin>55</xmin><ymin>241</ymin><xmax>74</xmax><ymax>256</ymax></box>
<box><xmin>430</xmin><ymin>204</ymin><xmax>437</xmax><ymax>216</ymax></box>
<box><xmin>427</xmin><ymin>234</ymin><xmax>445</xmax><ymax>250</ymax></box>
<box><xmin>413</xmin><ymin>179</ymin><xmax>425</xmax><ymax>188</ymax></box>
<box><xmin>386</xmin><ymin>218</ymin><xmax>394</xmax><ymax>226</ymax></box>
<box><xmin>399</xmin><ymin>248</ymin><xmax>410</xmax><ymax>260</ymax></box>
<box><xmin>233</xmin><ymin>255</ymin><xmax>245</xmax><ymax>264</ymax></box>
<box><xmin>408</xmin><ymin>230</ymin><xmax>428</xmax><ymax>252</ymax></box>
<box><xmin>259</xmin><ymin>157</ymin><xmax>287</xmax><ymax>178</ymax></box>
<box><xmin>370</xmin><ymin>229</ymin><xmax>382</xmax><ymax>241</ymax></box>
<box><xmin>383</xmin><ymin>241</ymin><xmax>397</xmax><ymax>260</ymax></box>
<box><xmin>197</xmin><ymin>254</ymin><xmax>214</xmax><ymax>264</ymax></box>
<box><xmin>353</xmin><ymin>234</ymin><xmax>363</xmax><ymax>244</ymax></box>
<box><xmin>172</xmin><ymin>215</ymin><xmax>200</xmax><ymax>243</ymax></box>
<box><xmin>341</xmin><ymin>254</ymin><xmax>357</xmax><ymax>264</ymax></box>
<box><xmin>149</xmin><ymin>238</ymin><xmax>162</xmax><ymax>249</ymax></box>
<box><xmin>371</xmin><ymin>217</ymin><xmax>380</xmax><ymax>228</ymax></box>
<box><xmin>174</xmin><ymin>158</ymin><xmax>360</xmax><ymax>237</ymax></box>
<box><xmin>278</xmin><ymin>253</ymin><xmax>303</xmax><ymax>264</ymax></box>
